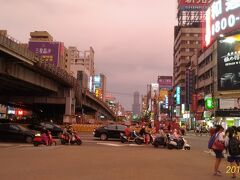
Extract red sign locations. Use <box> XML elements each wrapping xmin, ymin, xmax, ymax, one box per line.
<box><xmin>17</xmin><ymin>110</ymin><xmax>23</xmax><ymax>116</ymax></box>
<box><xmin>205</xmin><ymin>0</ymin><xmax>240</xmax><ymax>47</ymax></box>
<box><xmin>158</xmin><ymin>76</ymin><xmax>172</xmax><ymax>89</ymax></box>
<box><xmin>192</xmin><ymin>94</ymin><xmax>198</xmax><ymax>112</ymax></box>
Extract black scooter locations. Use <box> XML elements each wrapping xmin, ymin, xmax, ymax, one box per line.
<box><xmin>120</xmin><ymin>131</ymin><xmax>144</xmax><ymax>145</ymax></box>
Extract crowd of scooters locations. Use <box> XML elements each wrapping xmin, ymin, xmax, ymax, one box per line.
<box><xmin>33</xmin><ymin>125</ymin><xmax>82</xmax><ymax>146</ymax></box>
<box><xmin>121</xmin><ymin>125</ymin><xmax>191</xmax><ymax>150</ymax></box>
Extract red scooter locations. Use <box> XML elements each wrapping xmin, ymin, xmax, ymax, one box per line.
<box><xmin>33</xmin><ymin>131</ymin><xmax>57</xmax><ymax>147</ymax></box>
<box><xmin>60</xmin><ymin>131</ymin><xmax>82</xmax><ymax>145</ymax></box>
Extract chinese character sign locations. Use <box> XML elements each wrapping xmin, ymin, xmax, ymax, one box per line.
<box><xmin>178</xmin><ymin>0</ymin><xmax>213</xmax><ymax>11</ymax></box>
<box><xmin>205</xmin><ymin>0</ymin><xmax>240</xmax><ymax>46</ymax></box>
<box><xmin>158</xmin><ymin>76</ymin><xmax>173</xmax><ymax>89</ymax></box>
<box><xmin>28</xmin><ymin>41</ymin><xmax>60</xmax><ymax>66</ymax></box>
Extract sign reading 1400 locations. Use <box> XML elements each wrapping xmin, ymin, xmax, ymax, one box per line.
<box><xmin>205</xmin><ymin>0</ymin><xmax>240</xmax><ymax>46</ymax></box>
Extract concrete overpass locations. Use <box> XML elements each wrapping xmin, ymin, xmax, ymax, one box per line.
<box><xmin>0</xmin><ymin>32</ymin><xmax>116</xmax><ymax>123</ymax></box>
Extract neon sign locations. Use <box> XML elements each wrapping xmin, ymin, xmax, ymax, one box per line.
<box><xmin>205</xmin><ymin>0</ymin><xmax>240</xmax><ymax>46</ymax></box>
<box><xmin>176</xmin><ymin>86</ymin><xmax>181</xmax><ymax>105</ymax></box>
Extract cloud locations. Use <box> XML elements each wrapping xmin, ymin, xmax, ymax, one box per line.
<box><xmin>0</xmin><ymin>0</ymin><xmax>177</xmax><ymax>110</ymax></box>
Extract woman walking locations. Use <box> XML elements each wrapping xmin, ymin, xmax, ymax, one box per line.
<box><xmin>225</xmin><ymin>127</ymin><xmax>240</xmax><ymax>178</ymax></box>
<box><xmin>211</xmin><ymin>125</ymin><xmax>225</xmax><ymax>176</ymax></box>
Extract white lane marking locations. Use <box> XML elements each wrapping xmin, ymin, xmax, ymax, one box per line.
<box><xmin>129</xmin><ymin>144</ymin><xmax>144</xmax><ymax>147</ymax></box>
<box><xmin>97</xmin><ymin>142</ymin><xmax>127</xmax><ymax>147</ymax></box>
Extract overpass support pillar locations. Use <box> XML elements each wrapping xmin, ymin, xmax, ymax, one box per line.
<box><xmin>95</xmin><ymin>110</ymin><xmax>100</xmax><ymax>121</ymax></box>
<box><xmin>63</xmin><ymin>88</ymin><xmax>76</xmax><ymax>124</ymax></box>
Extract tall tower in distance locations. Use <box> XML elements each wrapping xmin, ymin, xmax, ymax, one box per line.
<box><xmin>132</xmin><ymin>91</ymin><xmax>140</xmax><ymax>116</ymax></box>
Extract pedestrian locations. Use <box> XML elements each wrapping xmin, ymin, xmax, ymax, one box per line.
<box><xmin>211</xmin><ymin>125</ymin><xmax>225</xmax><ymax>176</ymax></box>
<box><xmin>225</xmin><ymin>127</ymin><xmax>240</xmax><ymax>179</ymax></box>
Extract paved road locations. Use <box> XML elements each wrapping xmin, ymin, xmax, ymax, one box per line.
<box><xmin>0</xmin><ymin>133</ymin><xmax>234</xmax><ymax>180</ymax></box>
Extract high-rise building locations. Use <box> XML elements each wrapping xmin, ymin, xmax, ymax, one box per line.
<box><xmin>69</xmin><ymin>46</ymin><xmax>95</xmax><ymax>76</ymax></box>
<box><xmin>173</xmin><ymin>26</ymin><xmax>202</xmax><ymax>105</ymax></box>
<box><xmin>132</xmin><ymin>91</ymin><xmax>140</xmax><ymax>116</ymax></box>
<box><xmin>173</xmin><ymin>1</ymin><xmax>212</xmax><ymax>118</ymax></box>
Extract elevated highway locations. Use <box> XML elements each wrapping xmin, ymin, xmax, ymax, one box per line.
<box><xmin>0</xmin><ymin>33</ymin><xmax>116</xmax><ymax>122</ymax></box>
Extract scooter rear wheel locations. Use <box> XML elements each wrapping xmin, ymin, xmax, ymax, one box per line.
<box><xmin>76</xmin><ymin>140</ymin><xmax>82</xmax><ymax>145</ymax></box>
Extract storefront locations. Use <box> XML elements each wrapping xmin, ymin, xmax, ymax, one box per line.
<box><xmin>215</xmin><ymin>110</ymin><xmax>240</xmax><ymax>129</ymax></box>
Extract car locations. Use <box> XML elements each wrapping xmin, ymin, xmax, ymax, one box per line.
<box><xmin>27</xmin><ymin>122</ymin><xmax>63</xmax><ymax>138</ymax></box>
<box><xmin>93</xmin><ymin>124</ymin><xmax>126</xmax><ymax>141</ymax></box>
<box><xmin>0</xmin><ymin>123</ymin><xmax>38</xmax><ymax>143</ymax></box>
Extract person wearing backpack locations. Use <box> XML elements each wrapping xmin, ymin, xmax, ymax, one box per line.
<box><xmin>225</xmin><ymin>127</ymin><xmax>240</xmax><ymax>179</ymax></box>
<box><xmin>210</xmin><ymin>125</ymin><xmax>225</xmax><ymax>176</ymax></box>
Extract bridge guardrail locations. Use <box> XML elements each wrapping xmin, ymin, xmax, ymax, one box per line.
<box><xmin>0</xmin><ymin>33</ymin><xmax>38</xmax><ymax>63</ymax></box>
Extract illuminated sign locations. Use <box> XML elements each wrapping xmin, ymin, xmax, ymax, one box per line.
<box><xmin>158</xmin><ymin>76</ymin><xmax>172</xmax><ymax>89</ymax></box>
<box><xmin>151</xmin><ymin>83</ymin><xmax>159</xmax><ymax>99</ymax></box>
<box><xmin>8</xmin><ymin>110</ymin><xmax>15</xmax><ymax>114</ymax></box>
<box><xmin>165</xmin><ymin>95</ymin><xmax>169</xmax><ymax>109</ymax></box>
<box><xmin>178</xmin><ymin>0</ymin><xmax>213</xmax><ymax>11</ymax></box>
<box><xmin>217</xmin><ymin>39</ymin><xmax>240</xmax><ymax>91</ymax></box>
<box><xmin>205</xmin><ymin>0</ymin><xmax>240</xmax><ymax>46</ymax></box>
<box><xmin>17</xmin><ymin>110</ymin><xmax>23</xmax><ymax>115</ymax></box>
<box><xmin>176</xmin><ymin>86</ymin><xmax>181</xmax><ymax>105</ymax></box>
<box><xmin>205</xmin><ymin>94</ymin><xmax>214</xmax><ymax>109</ymax></box>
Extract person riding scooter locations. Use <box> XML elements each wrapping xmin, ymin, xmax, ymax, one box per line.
<box><xmin>172</xmin><ymin>129</ymin><xmax>184</xmax><ymax>149</ymax></box>
<box><xmin>139</xmin><ymin>126</ymin><xmax>148</xmax><ymax>144</ymax></box>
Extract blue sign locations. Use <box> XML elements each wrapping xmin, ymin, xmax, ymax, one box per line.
<box><xmin>176</xmin><ymin>86</ymin><xmax>181</xmax><ymax>105</ymax></box>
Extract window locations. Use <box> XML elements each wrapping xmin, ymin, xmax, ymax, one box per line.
<box><xmin>9</xmin><ymin>125</ymin><xmax>19</xmax><ymax>131</ymax></box>
<box><xmin>107</xmin><ymin>125</ymin><xmax>117</xmax><ymax>130</ymax></box>
<box><xmin>117</xmin><ymin>125</ymin><xmax>126</xmax><ymax>131</ymax></box>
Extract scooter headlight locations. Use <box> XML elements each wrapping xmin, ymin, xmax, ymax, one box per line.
<box><xmin>35</xmin><ymin>133</ymin><xmax>41</xmax><ymax>137</ymax></box>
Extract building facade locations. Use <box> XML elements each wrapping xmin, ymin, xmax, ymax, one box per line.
<box><xmin>132</xmin><ymin>91</ymin><xmax>140</xmax><ymax>116</ymax></box>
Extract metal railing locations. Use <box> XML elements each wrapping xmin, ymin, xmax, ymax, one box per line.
<box><xmin>0</xmin><ymin>33</ymin><xmax>38</xmax><ymax>63</ymax></box>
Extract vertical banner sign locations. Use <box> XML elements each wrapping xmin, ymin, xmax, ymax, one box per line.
<box><xmin>192</xmin><ymin>94</ymin><xmax>198</xmax><ymax>112</ymax></box>
<box><xmin>176</xmin><ymin>86</ymin><xmax>181</xmax><ymax>105</ymax></box>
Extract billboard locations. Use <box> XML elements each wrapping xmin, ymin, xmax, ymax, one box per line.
<box><xmin>178</xmin><ymin>0</ymin><xmax>213</xmax><ymax>11</ymax></box>
<box><xmin>219</xmin><ymin>98</ymin><xmax>240</xmax><ymax>109</ymax></box>
<box><xmin>205</xmin><ymin>0</ymin><xmax>240</xmax><ymax>46</ymax></box>
<box><xmin>151</xmin><ymin>83</ymin><xmax>159</xmax><ymax>99</ymax></box>
<box><xmin>28</xmin><ymin>41</ymin><xmax>60</xmax><ymax>65</ymax></box>
<box><xmin>158</xmin><ymin>76</ymin><xmax>173</xmax><ymax>89</ymax></box>
<box><xmin>217</xmin><ymin>39</ymin><xmax>240</xmax><ymax>91</ymax></box>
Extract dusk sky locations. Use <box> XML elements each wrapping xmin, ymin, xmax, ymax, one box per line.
<box><xmin>1</xmin><ymin>0</ymin><xmax>177</xmax><ymax>110</ymax></box>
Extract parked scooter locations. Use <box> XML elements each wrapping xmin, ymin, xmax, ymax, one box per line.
<box><xmin>33</xmin><ymin>131</ymin><xmax>57</xmax><ymax>147</ymax></box>
<box><xmin>61</xmin><ymin>131</ymin><xmax>82</xmax><ymax>145</ymax></box>
<box><xmin>120</xmin><ymin>131</ymin><xmax>145</xmax><ymax>145</ymax></box>
<box><xmin>166</xmin><ymin>134</ymin><xmax>190</xmax><ymax>150</ymax></box>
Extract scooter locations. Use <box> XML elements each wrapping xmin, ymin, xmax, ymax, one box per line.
<box><xmin>61</xmin><ymin>132</ymin><xmax>82</xmax><ymax>145</ymax></box>
<box><xmin>166</xmin><ymin>134</ymin><xmax>190</xmax><ymax>150</ymax></box>
<box><xmin>152</xmin><ymin>136</ymin><xmax>167</xmax><ymax>148</ymax></box>
<box><xmin>33</xmin><ymin>133</ymin><xmax>57</xmax><ymax>147</ymax></box>
<box><xmin>120</xmin><ymin>131</ymin><xmax>145</xmax><ymax>145</ymax></box>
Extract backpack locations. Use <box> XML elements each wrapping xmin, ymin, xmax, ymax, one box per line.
<box><xmin>208</xmin><ymin>133</ymin><xmax>217</xmax><ymax>149</ymax></box>
<box><xmin>228</xmin><ymin>136</ymin><xmax>240</xmax><ymax>156</ymax></box>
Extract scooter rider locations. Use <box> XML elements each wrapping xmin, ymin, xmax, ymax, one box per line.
<box><xmin>139</xmin><ymin>125</ymin><xmax>147</xmax><ymax>143</ymax></box>
<box><xmin>125</xmin><ymin>125</ymin><xmax>132</xmax><ymax>141</ymax></box>
<box><xmin>172</xmin><ymin>129</ymin><xmax>184</xmax><ymax>149</ymax></box>
<box><xmin>63</xmin><ymin>124</ymin><xmax>73</xmax><ymax>144</ymax></box>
